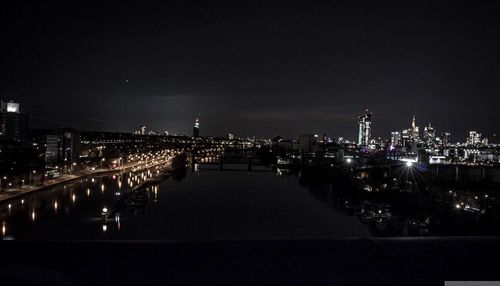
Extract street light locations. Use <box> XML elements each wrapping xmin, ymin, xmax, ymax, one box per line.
<box><xmin>29</xmin><ymin>170</ymin><xmax>36</xmax><ymax>185</ymax></box>
<box><xmin>0</xmin><ymin>176</ymin><xmax>6</xmax><ymax>192</ymax></box>
<box><xmin>406</xmin><ymin>161</ymin><xmax>413</xmax><ymax>167</ymax></box>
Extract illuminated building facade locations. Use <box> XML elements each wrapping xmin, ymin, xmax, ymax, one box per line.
<box><xmin>0</xmin><ymin>100</ymin><xmax>29</xmax><ymax>143</ymax></box>
<box><xmin>423</xmin><ymin>123</ymin><xmax>435</xmax><ymax>145</ymax></box>
<box><xmin>193</xmin><ymin>118</ymin><xmax>200</xmax><ymax>137</ymax></box>
<box><xmin>411</xmin><ymin>115</ymin><xmax>419</xmax><ymax>142</ymax></box>
<box><xmin>357</xmin><ymin>110</ymin><xmax>372</xmax><ymax>146</ymax></box>
<box><xmin>467</xmin><ymin>131</ymin><xmax>481</xmax><ymax>146</ymax></box>
<box><xmin>391</xmin><ymin>131</ymin><xmax>401</xmax><ymax>146</ymax></box>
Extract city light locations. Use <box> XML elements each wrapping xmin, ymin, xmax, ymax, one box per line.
<box><xmin>0</xmin><ymin>2</ymin><xmax>499</xmax><ymax>282</ymax></box>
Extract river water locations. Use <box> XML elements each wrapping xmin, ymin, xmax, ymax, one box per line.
<box><xmin>0</xmin><ymin>165</ymin><xmax>370</xmax><ymax>240</ymax></box>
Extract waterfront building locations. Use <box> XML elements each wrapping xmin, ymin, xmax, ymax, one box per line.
<box><xmin>61</xmin><ymin>129</ymin><xmax>81</xmax><ymax>164</ymax></box>
<box><xmin>41</xmin><ymin>129</ymin><xmax>81</xmax><ymax>177</ymax></box>
<box><xmin>0</xmin><ymin>100</ymin><xmax>29</xmax><ymax>143</ymax></box>
<box><xmin>44</xmin><ymin>134</ymin><xmax>60</xmax><ymax>167</ymax></box>
<box><xmin>467</xmin><ymin>131</ymin><xmax>481</xmax><ymax>146</ymax></box>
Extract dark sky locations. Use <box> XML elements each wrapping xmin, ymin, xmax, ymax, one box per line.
<box><xmin>1</xmin><ymin>0</ymin><xmax>499</xmax><ymax>141</ymax></box>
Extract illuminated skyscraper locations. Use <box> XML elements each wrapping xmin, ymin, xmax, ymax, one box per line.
<box><xmin>423</xmin><ymin>123</ymin><xmax>435</xmax><ymax>145</ymax></box>
<box><xmin>391</xmin><ymin>131</ymin><xmax>401</xmax><ymax>146</ymax></box>
<box><xmin>411</xmin><ymin>115</ymin><xmax>419</xmax><ymax>141</ymax></box>
<box><xmin>467</xmin><ymin>131</ymin><xmax>481</xmax><ymax>146</ymax></box>
<box><xmin>0</xmin><ymin>100</ymin><xmax>29</xmax><ymax>143</ymax></box>
<box><xmin>193</xmin><ymin>118</ymin><xmax>200</xmax><ymax>137</ymax></box>
<box><xmin>442</xmin><ymin>132</ymin><xmax>451</xmax><ymax>147</ymax></box>
<box><xmin>357</xmin><ymin>110</ymin><xmax>372</xmax><ymax>146</ymax></box>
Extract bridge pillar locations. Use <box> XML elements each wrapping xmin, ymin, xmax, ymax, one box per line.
<box><xmin>455</xmin><ymin>166</ymin><xmax>459</xmax><ymax>181</ymax></box>
<box><xmin>247</xmin><ymin>157</ymin><xmax>252</xmax><ymax>172</ymax></box>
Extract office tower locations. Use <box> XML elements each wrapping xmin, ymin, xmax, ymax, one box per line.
<box><xmin>442</xmin><ymin>132</ymin><xmax>451</xmax><ymax>147</ymax></box>
<box><xmin>193</xmin><ymin>118</ymin><xmax>200</xmax><ymax>137</ymax></box>
<box><xmin>358</xmin><ymin>110</ymin><xmax>372</xmax><ymax>146</ymax></box>
<box><xmin>423</xmin><ymin>123</ymin><xmax>435</xmax><ymax>145</ymax></box>
<box><xmin>133</xmin><ymin>126</ymin><xmax>147</xmax><ymax>135</ymax></box>
<box><xmin>43</xmin><ymin>129</ymin><xmax>80</xmax><ymax>172</ymax></box>
<box><xmin>467</xmin><ymin>131</ymin><xmax>481</xmax><ymax>146</ymax></box>
<box><xmin>298</xmin><ymin>134</ymin><xmax>318</xmax><ymax>153</ymax></box>
<box><xmin>61</xmin><ymin>129</ymin><xmax>81</xmax><ymax>163</ymax></box>
<box><xmin>0</xmin><ymin>100</ymin><xmax>29</xmax><ymax>143</ymax></box>
<box><xmin>391</xmin><ymin>131</ymin><xmax>401</xmax><ymax>146</ymax></box>
<box><xmin>411</xmin><ymin>115</ymin><xmax>419</xmax><ymax>142</ymax></box>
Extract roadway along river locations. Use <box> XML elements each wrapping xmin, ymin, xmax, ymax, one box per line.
<box><xmin>0</xmin><ymin>164</ymin><xmax>370</xmax><ymax>240</ymax></box>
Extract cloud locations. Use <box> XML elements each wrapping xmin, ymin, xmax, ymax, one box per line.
<box><xmin>236</xmin><ymin>106</ymin><xmax>357</xmax><ymax>121</ymax></box>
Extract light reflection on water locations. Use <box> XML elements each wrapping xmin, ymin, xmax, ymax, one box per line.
<box><xmin>0</xmin><ymin>165</ymin><xmax>371</xmax><ymax>240</ymax></box>
<box><xmin>3</xmin><ymin>164</ymin><xmax>496</xmax><ymax>239</ymax></box>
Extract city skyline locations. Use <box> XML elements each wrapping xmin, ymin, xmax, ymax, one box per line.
<box><xmin>2</xmin><ymin>1</ymin><xmax>500</xmax><ymax>138</ymax></box>
<box><xmin>2</xmin><ymin>98</ymin><xmax>497</xmax><ymax>144</ymax></box>
<box><xmin>2</xmin><ymin>2</ymin><xmax>500</xmax><ymax>282</ymax></box>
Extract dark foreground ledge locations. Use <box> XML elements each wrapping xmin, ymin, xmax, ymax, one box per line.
<box><xmin>1</xmin><ymin>237</ymin><xmax>500</xmax><ymax>286</ymax></box>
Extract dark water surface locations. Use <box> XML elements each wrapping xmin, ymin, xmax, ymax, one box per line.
<box><xmin>0</xmin><ymin>165</ymin><xmax>370</xmax><ymax>240</ymax></box>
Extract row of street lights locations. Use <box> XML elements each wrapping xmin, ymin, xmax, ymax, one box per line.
<box><xmin>0</xmin><ymin>170</ymin><xmax>38</xmax><ymax>192</ymax></box>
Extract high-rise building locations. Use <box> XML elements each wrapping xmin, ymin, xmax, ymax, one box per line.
<box><xmin>193</xmin><ymin>118</ymin><xmax>200</xmax><ymax>137</ymax></box>
<box><xmin>298</xmin><ymin>134</ymin><xmax>318</xmax><ymax>153</ymax></box>
<box><xmin>44</xmin><ymin>134</ymin><xmax>61</xmax><ymax>167</ymax></box>
<box><xmin>0</xmin><ymin>100</ymin><xmax>29</xmax><ymax>143</ymax></box>
<box><xmin>133</xmin><ymin>126</ymin><xmax>147</xmax><ymax>135</ymax></box>
<box><xmin>61</xmin><ymin>129</ymin><xmax>81</xmax><ymax>163</ymax></box>
<box><xmin>411</xmin><ymin>115</ymin><xmax>419</xmax><ymax>142</ymax></box>
<box><xmin>442</xmin><ymin>132</ymin><xmax>451</xmax><ymax>147</ymax></box>
<box><xmin>467</xmin><ymin>131</ymin><xmax>481</xmax><ymax>146</ymax></box>
<box><xmin>391</xmin><ymin>131</ymin><xmax>401</xmax><ymax>146</ymax></box>
<box><xmin>43</xmin><ymin>129</ymin><xmax>81</xmax><ymax>174</ymax></box>
<box><xmin>423</xmin><ymin>123</ymin><xmax>435</xmax><ymax>145</ymax></box>
<box><xmin>357</xmin><ymin>110</ymin><xmax>372</xmax><ymax>146</ymax></box>
<box><xmin>401</xmin><ymin>129</ymin><xmax>410</xmax><ymax>147</ymax></box>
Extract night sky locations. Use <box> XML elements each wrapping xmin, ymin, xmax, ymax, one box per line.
<box><xmin>1</xmin><ymin>1</ymin><xmax>499</xmax><ymax>141</ymax></box>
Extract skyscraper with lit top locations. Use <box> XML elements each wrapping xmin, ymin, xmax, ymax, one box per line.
<box><xmin>358</xmin><ymin>109</ymin><xmax>372</xmax><ymax>146</ymax></box>
<box><xmin>193</xmin><ymin>118</ymin><xmax>200</xmax><ymax>137</ymax></box>
<box><xmin>0</xmin><ymin>100</ymin><xmax>29</xmax><ymax>143</ymax></box>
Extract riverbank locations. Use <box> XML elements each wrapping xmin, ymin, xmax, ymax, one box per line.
<box><xmin>0</xmin><ymin>159</ymin><xmax>171</xmax><ymax>204</ymax></box>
